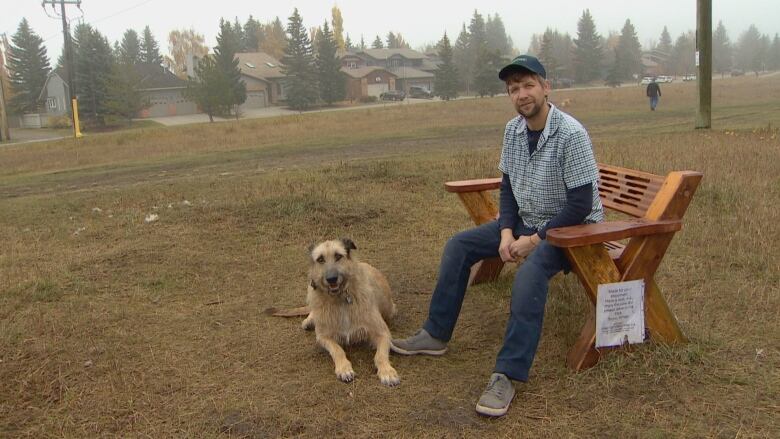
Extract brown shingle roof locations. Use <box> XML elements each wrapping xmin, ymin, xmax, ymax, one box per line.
<box><xmin>235</xmin><ymin>52</ymin><xmax>285</xmax><ymax>81</ymax></box>
<box><xmin>340</xmin><ymin>67</ymin><xmax>397</xmax><ymax>79</ymax></box>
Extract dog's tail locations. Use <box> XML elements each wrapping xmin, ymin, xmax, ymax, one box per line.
<box><xmin>264</xmin><ymin>305</ymin><xmax>310</xmax><ymax>317</ymax></box>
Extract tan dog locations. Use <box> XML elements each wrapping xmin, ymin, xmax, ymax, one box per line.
<box><xmin>302</xmin><ymin>238</ymin><xmax>400</xmax><ymax>386</ymax></box>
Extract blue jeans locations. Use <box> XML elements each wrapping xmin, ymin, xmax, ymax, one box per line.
<box><xmin>650</xmin><ymin>96</ymin><xmax>659</xmax><ymax>110</ymax></box>
<box><xmin>422</xmin><ymin>221</ymin><xmax>570</xmax><ymax>382</ymax></box>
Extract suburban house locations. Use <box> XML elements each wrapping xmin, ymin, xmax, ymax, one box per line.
<box><xmin>234</xmin><ymin>52</ymin><xmax>287</xmax><ymax>109</ymax></box>
<box><xmin>21</xmin><ymin>63</ymin><xmax>197</xmax><ymax>127</ymax></box>
<box><xmin>134</xmin><ymin>63</ymin><xmax>197</xmax><ymax>118</ymax></box>
<box><xmin>34</xmin><ymin>70</ymin><xmax>70</xmax><ymax>126</ymax></box>
<box><xmin>642</xmin><ymin>50</ymin><xmax>670</xmax><ymax>76</ymax></box>
<box><xmin>339</xmin><ymin>48</ymin><xmax>437</xmax><ymax>99</ymax></box>
<box><xmin>341</xmin><ymin>67</ymin><xmax>398</xmax><ymax>101</ymax></box>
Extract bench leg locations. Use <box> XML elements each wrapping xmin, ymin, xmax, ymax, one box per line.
<box><xmin>567</xmin><ymin>312</ymin><xmax>601</xmax><ymax>371</ymax></box>
<box><xmin>468</xmin><ymin>257</ymin><xmax>504</xmax><ymax>285</ymax></box>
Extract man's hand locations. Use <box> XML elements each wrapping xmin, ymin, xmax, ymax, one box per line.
<box><xmin>498</xmin><ymin>229</ymin><xmax>517</xmax><ymax>263</ymax></box>
<box><xmin>509</xmin><ymin>234</ymin><xmax>541</xmax><ymax>259</ymax></box>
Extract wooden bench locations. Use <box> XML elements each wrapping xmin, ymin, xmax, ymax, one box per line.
<box><xmin>445</xmin><ymin>164</ymin><xmax>703</xmax><ymax>371</ymax></box>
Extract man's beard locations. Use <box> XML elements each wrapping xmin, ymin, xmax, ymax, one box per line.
<box><xmin>517</xmin><ymin>99</ymin><xmax>544</xmax><ymax>119</ymax></box>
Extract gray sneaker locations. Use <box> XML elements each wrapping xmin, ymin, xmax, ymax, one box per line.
<box><xmin>475</xmin><ymin>373</ymin><xmax>515</xmax><ymax>417</ymax></box>
<box><xmin>390</xmin><ymin>329</ymin><xmax>447</xmax><ymax>355</ymax></box>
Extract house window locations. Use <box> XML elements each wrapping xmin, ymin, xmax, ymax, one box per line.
<box><xmin>375</xmin><ymin>76</ymin><xmax>382</xmax><ymax>83</ymax></box>
<box><xmin>46</xmin><ymin>97</ymin><xmax>57</xmax><ymax>110</ymax></box>
<box><xmin>391</xmin><ymin>59</ymin><xmax>402</xmax><ymax>67</ymax></box>
<box><xmin>348</xmin><ymin>62</ymin><xmax>357</xmax><ymax>69</ymax></box>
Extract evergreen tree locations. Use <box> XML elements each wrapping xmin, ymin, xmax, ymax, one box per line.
<box><xmin>614</xmin><ymin>19</ymin><xmax>642</xmax><ymax>80</ymax></box>
<box><xmin>105</xmin><ymin>63</ymin><xmax>148</xmax><ymax>125</ymax></box>
<box><xmin>736</xmin><ymin>25</ymin><xmax>763</xmax><ymax>74</ymax></box>
<box><xmin>118</xmin><ymin>29</ymin><xmax>141</xmax><ymax>65</ymax></box>
<box><xmin>372</xmin><ymin>35</ymin><xmax>384</xmax><ymax>49</ymax></box>
<box><xmin>215</xmin><ymin>18</ymin><xmax>247</xmax><ymax>114</ymax></box>
<box><xmin>573</xmin><ymin>9</ymin><xmax>603</xmax><ymax>83</ymax></box>
<box><xmin>281</xmin><ymin>8</ymin><xmax>318</xmax><ymax>111</ymax></box>
<box><xmin>344</xmin><ymin>34</ymin><xmax>354</xmax><ymax>51</ymax></box>
<box><xmin>186</xmin><ymin>55</ymin><xmax>224</xmax><ymax>122</ymax></box>
<box><xmin>485</xmin><ymin>14</ymin><xmax>512</xmax><ymax>56</ymax></box>
<box><xmin>434</xmin><ymin>33</ymin><xmax>458</xmax><ymax>100</ymax></box>
<box><xmin>73</xmin><ymin>23</ymin><xmax>114</xmax><ymax>126</ymax></box>
<box><xmin>769</xmin><ymin>34</ymin><xmax>780</xmax><ymax>71</ymax></box>
<box><xmin>232</xmin><ymin>17</ymin><xmax>246</xmax><ymax>52</ymax></box>
<box><xmin>316</xmin><ymin>21</ymin><xmax>345</xmax><ymax>105</ymax></box>
<box><xmin>669</xmin><ymin>32</ymin><xmax>695</xmax><ymax>75</ymax></box>
<box><xmin>453</xmin><ymin>24</ymin><xmax>472</xmax><ymax>93</ymax></box>
<box><xmin>658</xmin><ymin>26</ymin><xmax>673</xmax><ymax>55</ymax></box>
<box><xmin>243</xmin><ymin>16</ymin><xmax>263</xmax><ymax>51</ymax></box>
<box><xmin>7</xmin><ymin>18</ymin><xmax>51</xmax><ymax>114</ymax></box>
<box><xmin>713</xmin><ymin>21</ymin><xmax>732</xmax><ymax>76</ymax></box>
<box><xmin>359</xmin><ymin>35</ymin><xmax>366</xmax><ymax>50</ymax></box>
<box><xmin>539</xmin><ymin>29</ymin><xmax>559</xmax><ymax>80</ymax></box>
<box><xmin>140</xmin><ymin>25</ymin><xmax>163</xmax><ymax>65</ymax></box>
<box><xmin>473</xmin><ymin>49</ymin><xmax>504</xmax><ymax>97</ymax></box>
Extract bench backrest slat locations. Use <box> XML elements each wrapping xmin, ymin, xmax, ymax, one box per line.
<box><xmin>598</xmin><ymin>164</ymin><xmax>665</xmax><ymax>218</ymax></box>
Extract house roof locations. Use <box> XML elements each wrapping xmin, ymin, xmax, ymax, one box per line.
<box><xmin>388</xmin><ymin>67</ymin><xmax>434</xmax><ymax>79</ymax></box>
<box><xmin>360</xmin><ymin>48</ymin><xmax>426</xmax><ymax>61</ymax></box>
<box><xmin>235</xmin><ymin>52</ymin><xmax>285</xmax><ymax>81</ymax></box>
<box><xmin>135</xmin><ymin>63</ymin><xmax>187</xmax><ymax>90</ymax></box>
<box><xmin>340</xmin><ymin>67</ymin><xmax>397</xmax><ymax>79</ymax></box>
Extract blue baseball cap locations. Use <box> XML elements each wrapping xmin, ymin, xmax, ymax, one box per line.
<box><xmin>498</xmin><ymin>54</ymin><xmax>547</xmax><ymax>80</ymax></box>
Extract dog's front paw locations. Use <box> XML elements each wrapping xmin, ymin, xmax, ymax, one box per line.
<box><xmin>335</xmin><ymin>363</ymin><xmax>355</xmax><ymax>383</ymax></box>
<box><xmin>301</xmin><ymin>316</ymin><xmax>315</xmax><ymax>331</ymax></box>
<box><xmin>377</xmin><ymin>366</ymin><xmax>400</xmax><ymax>387</ymax></box>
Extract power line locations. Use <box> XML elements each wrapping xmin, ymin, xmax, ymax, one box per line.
<box><xmin>40</xmin><ymin>0</ymin><xmax>155</xmax><ymax>43</ymax></box>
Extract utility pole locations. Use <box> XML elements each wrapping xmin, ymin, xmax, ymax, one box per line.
<box><xmin>0</xmin><ymin>33</ymin><xmax>10</xmax><ymax>141</ymax></box>
<box><xmin>696</xmin><ymin>0</ymin><xmax>712</xmax><ymax>129</ymax></box>
<box><xmin>0</xmin><ymin>75</ymin><xmax>9</xmax><ymax>142</ymax></box>
<box><xmin>42</xmin><ymin>0</ymin><xmax>83</xmax><ymax>138</ymax></box>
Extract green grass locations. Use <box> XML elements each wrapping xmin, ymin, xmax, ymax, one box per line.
<box><xmin>1</xmin><ymin>75</ymin><xmax>779</xmax><ymax>437</ymax></box>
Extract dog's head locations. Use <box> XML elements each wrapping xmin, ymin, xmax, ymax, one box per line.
<box><xmin>308</xmin><ymin>238</ymin><xmax>357</xmax><ymax>295</ymax></box>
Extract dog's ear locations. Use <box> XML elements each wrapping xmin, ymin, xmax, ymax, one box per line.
<box><xmin>306</xmin><ymin>242</ymin><xmax>316</xmax><ymax>260</ymax></box>
<box><xmin>340</xmin><ymin>238</ymin><xmax>357</xmax><ymax>255</ymax></box>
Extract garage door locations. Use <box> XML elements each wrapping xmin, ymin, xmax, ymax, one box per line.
<box><xmin>367</xmin><ymin>83</ymin><xmax>388</xmax><ymax>97</ymax></box>
<box><xmin>241</xmin><ymin>91</ymin><xmax>267</xmax><ymax>109</ymax></box>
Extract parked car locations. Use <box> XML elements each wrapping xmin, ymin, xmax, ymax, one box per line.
<box><xmin>380</xmin><ymin>90</ymin><xmax>406</xmax><ymax>101</ymax></box>
<box><xmin>640</xmin><ymin>76</ymin><xmax>655</xmax><ymax>85</ymax></box>
<box><xmin>657</xmin><ymin>75</ymin><xmax>674</xmax><ymax>83</ymax></box>
<box><xmin>731</xmin><ymin>69</ymin><xmax>745</xmax><ymax>77</ymax></box>
<box><xmin>682</xmin><ymin>74</ymin><xmax>697</xmax><ymax>81</ymax></box>
<box><xmin>408</xmin><ymin>86</ymin><xmax>433</xmax><ymax>99</ymax></box>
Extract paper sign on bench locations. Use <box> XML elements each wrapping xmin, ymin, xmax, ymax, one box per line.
<box><xmin>596</xmin><ymin>279</ymin><xmax>645</xmax><ymax>348</ymax></box>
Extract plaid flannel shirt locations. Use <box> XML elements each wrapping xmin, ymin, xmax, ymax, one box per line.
<box><xmin>498</xmin><ymin>104</ymin><xmax>604</xmax><ymax>231</ymax></box>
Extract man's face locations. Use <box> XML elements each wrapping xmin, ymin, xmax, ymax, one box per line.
<box><xmin>506</xmin><ymin>72</ymin><xmax>550</xmax><ymax>119</ymax></box>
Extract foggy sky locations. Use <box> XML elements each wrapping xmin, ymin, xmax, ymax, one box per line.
<box><xmin>3</xmin><ymin>0</ymin><xmax>779</xmax><ymax>61</ymax></box>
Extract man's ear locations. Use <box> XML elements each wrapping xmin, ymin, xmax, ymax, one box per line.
<box><xmin>340</xmin><ymin>238</ymin><xmax>357</xmax><ymax>256</ymax></box>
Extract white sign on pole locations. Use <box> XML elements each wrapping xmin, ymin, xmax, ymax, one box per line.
<box><xmin>695</xmin><ymin>51</ymin><xmax>700</xmax><ymax>67</ymax></box>
<box><xmin>596</xmin><ymin>279</ymin><xmax>645</xmax><ymax>348</ymax></box>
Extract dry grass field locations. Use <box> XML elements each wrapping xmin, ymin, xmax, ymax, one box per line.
<box><xmin>1</xmin><ymin>75</ymin><xmax>779</xmax><ymax>438</ymax></box>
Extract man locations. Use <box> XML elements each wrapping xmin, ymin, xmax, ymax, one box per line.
<box><xmin>646</xmin><ymin>78</ymin><xmax>661</xmax><ymax>111</ymax></box>
<box><xmin>391</xmin><ymin>55</ymin><xmax>604</xmax><ymax>417</ymax></box>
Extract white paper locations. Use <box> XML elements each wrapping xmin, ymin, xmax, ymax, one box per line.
<box><xmin>596</xmin><ymin>279</ymin><xmax>645</xmax><ymax>348</ymax></box>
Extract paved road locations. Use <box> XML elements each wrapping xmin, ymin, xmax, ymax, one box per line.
<box><xmin>0</xmin><ymin>128</ymin><xmax>69</xmax><ymax>147</ymax></box>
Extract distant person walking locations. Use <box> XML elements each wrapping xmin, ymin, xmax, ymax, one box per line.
<box><xmin>646</xmin><ymin>79</ymin><xmax>661</xmax><ymax>111</ymax></box>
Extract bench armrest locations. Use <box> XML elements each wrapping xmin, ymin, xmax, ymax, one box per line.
<box><xmin>445</xmin><ymin>177</ymin><xmax>502</xmax><ymax>193</ymax></box>
<box><xmin>546</xmin><ymin>219</ymin><xmax>682</xmax><ymax>248</ymax></box>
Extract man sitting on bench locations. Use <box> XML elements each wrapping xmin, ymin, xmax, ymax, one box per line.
<box><xmin>390</xmin><ymin>55</ymin><xmax>604</xmax><ymax>417</ymax></box>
